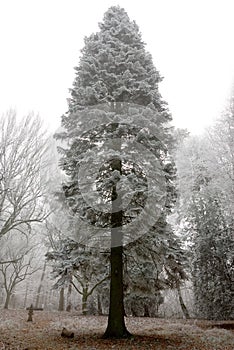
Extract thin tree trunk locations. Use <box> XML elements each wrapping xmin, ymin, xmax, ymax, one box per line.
<box><xmin>0</xmin><ymin>288</ymin><xmax>3</xmax><ymax>305</ymax></box>
<box><xmin>4</xmin><ymin>291</ymin><xmax>11</xmax><ymax>309</ymax></box>
<box><xmin>35</xmin><ymin>261</ymin><xmax>47</xmax><ymax>309</ymax></box>
<box><xmin>58</xmin><ymin>287</ymin><xmax>65</xmax><ymax>311</ymax></box>
<box><xmin>11</xmin><ymin>291</ymin><xmax>16</xmax><ymax>309</ymax></box>
<box><xmin>144</xmin><ymin>304</ymin><xmax>150</xmax><ymax>317</ymax></box>
<box><xmin>66</xmin><ymin>282</ymin><xmax>72</xmax><ymax>312</ymax></box>
<box><xmin>43</xmin><ymin>288</ymin><xmax>48</xmax><ymax>309</ymax></box>
<box><xmin>104</xmin><ymin>153</ymin><xmax>130</xmax><ymax>338</ymax></box>
<box><xmin>97</xmin><ymin>293</ymin><xmax>102</xmax><ymax>315</ymax></box>
<box><xmin>82</xmin><ymin>287</ymin><xmax>88</xmax><ymax>315</ymax></box>
<box><xmin>177</xmin><ymin>286</ymin><xmax>190</xmax><ymax>319</ymax></box>
<box><xmin>23</xmin><ymin>283</ymin><xmax>29</xmax><ymax>308</ymax></box>
<box><xmin>48</xmin><ymin>289</ymin><xmax>53</xmax><ymax>307</ymax></box>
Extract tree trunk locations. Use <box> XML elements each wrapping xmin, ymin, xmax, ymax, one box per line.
<box><xmin>82</xmin><ymin>287</ymin><xmax>88</xmax><ymax>315</ymax></box>
<box><xmin>104</xmin><ymin>154</ymin><xmax>130</xmax><ymax>338</ymax></box>
<box><xmin>43</xmin><ymin>288</ymin><xmax>48</xmax><ymax>309</ymax></box>
<box><xmin>35</xmin><ymin>261</ymin><xmax>46</xmax><ymax>309</ymax></box>
<box><xmin>58</xmin><ymin>287</ymin><xmax>65</xmax><ymax>311</ymax></box>
<box><xmin>144</xmin><ymin>304</ymin><xmax>150</xmax><ymax>317</ymax></box>
<box><xmin>11</xmin><ymin>291</ymin><xmax>16</xmax><ymax>309</ymax></box>
<box><xmin>66</xmin><ymin>282</ymin><xmax>72</xmax><ymax>312</ymax></box>
<box><xmin>4</xmin><ymin>291</ymin><xmax>11</xmax><ymax>309</ymax></box>
<box><xmin>23</xmin><ymin>283</ymin><xmax>29</xmax><ymax>308</ymax></box>
<box><xmin>104</xmin><ymin>241</ymin><xmax>130</xmax><ymax>338</ymax></box>
<box><xmin>97</xmin><ymin>293</ymin><xmax>102</xmax><ymax>315</ymax></box>
<box><xmin>177</xmin><ymin>286</ymin><xmax>190</xmax><ymax>319</ymax></box>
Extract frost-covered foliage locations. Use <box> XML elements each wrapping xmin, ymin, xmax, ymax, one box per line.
<box><xmin>63</xmin><ymin>6</ymin><xmax>168</xmax><ymax>118</ymax></box>
<box><xmin>192</xmin><ymin>194</ymin><xmax>233</xmax><ymax>320</ymax></box>
<box><xmin>46</xmin><ymin>238</ymin><xmax>109</xmax><ymax>314</ymax></box>
<box><xmin>124</xmin><ymin>224</ymin><xmax>188</xmax><ymax>317</ymax></box>
<box><xmin>208</xmin><ymin>88</ymin><xmax>234</xmax><ymax>228</ymax></box>
<box><xmin>46</xmin><ymin>228</ymin><xmax>188</xmax><ymax>317</ymax></box>
<box><xmin>176</xmin><ymin>126</ymin><xmax>234</xmax><ymax>320</ymax></box>
<box><xmin>55</xmin><ymin>5</ymin><xmax>177</xmax><ymax>248</ymax></box>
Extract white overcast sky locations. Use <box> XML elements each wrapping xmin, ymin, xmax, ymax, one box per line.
<box><xmin>1</xmin><ymin>0</ymin><xmax>234</xmax><ymax>134</ymax></box>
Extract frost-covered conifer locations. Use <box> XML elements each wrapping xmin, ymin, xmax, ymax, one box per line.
<box><xmin>192</xmin><ymin>193</ymin><xmax>233</xmax><ymax>320</ymax></box>
<box><xmin>56</xmin><ymin>6</ymin><xmax>177</xmax><ymax>337</ymax></box>
<box><xmin>176</xmin><ymin>137</ymin><xmax>234</xmax><ymax>321</ymax></box>
<box><xmin>62</xmin><ymin>6</ymin><xmax>169</xmax><ymax>122</ymax></box>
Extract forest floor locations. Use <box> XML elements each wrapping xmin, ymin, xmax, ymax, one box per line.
<box><xmin>0</xmin><ymin>310</ymin><xmax>233</xmax><ymax>350</ymax></box>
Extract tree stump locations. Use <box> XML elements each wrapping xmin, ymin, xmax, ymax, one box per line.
<box><xmin>27</xmin><ymin>304</ymin><xmax>34</xmax><ymax>322</ymax></box>
<box><xmin>61</xmin><ymin>327</ymin><xmax>74</xmax><ymax>338</ymax></box>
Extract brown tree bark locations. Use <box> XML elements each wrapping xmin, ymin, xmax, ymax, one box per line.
<box><xmin>103</xmin><ymin>155</ymin><xmax>131</xmax><ymax>338</ymax></box>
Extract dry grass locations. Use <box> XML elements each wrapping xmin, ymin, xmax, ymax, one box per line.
<box><xmin>0</xmin><ymin>310</ymin><xmax>233</xmax><ymax>349</ymax></box>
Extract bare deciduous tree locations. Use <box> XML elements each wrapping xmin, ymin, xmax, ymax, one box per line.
<box><xmin>0</xmin><ymin>234</ymin><xmax>40</xmax><ymax>309</ymax></box>
<box><xmin>0</xmin><ymin>110</ymin><xmax>49</xmax><ymax>239</ymax></box>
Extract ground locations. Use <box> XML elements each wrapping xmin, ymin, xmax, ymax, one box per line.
<box><xmin>0</xmin><ymin>310</ymin><xmax>233</xmax><ymax>350</ymax></box>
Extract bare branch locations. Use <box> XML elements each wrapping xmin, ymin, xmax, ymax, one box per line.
<box><xmin>0</xmin><ymin>110</ymin><xmax>50</xmax><ymax>239</ymax></box>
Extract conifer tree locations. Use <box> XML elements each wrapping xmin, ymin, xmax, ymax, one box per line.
<box><xmin>191</xmin><ymin>183</ymin><xmax>233</xmax><ymax>320</ymax></box>
<box><xmin>56</xmin><ymin>6</ymin><xmax>176</xmax><ymax>337</ymax></box>
<box><xmin>176</xmin><ymin>136</ymin><xmax>234</xmax><ymax>320</ymax></box>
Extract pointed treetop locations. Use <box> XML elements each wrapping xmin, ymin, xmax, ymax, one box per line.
<box><xmin>100</xmin><ymin>6</ymin><xmax>140</xmax><ymax>34</ymax></box>
<box><xmin>63</xmin><ymin>5</ymin><xmax>169</xmax><ymax>122</ymax></box>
